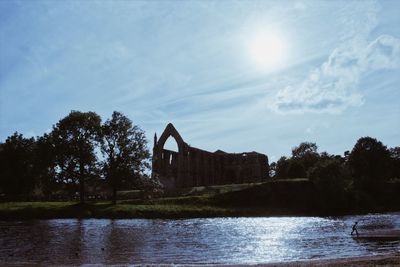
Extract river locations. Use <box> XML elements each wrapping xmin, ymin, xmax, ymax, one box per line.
<box><xmin>1</xmin><ymin>213</ymin><xmax>399</xmax><ymax>265</ymax></box>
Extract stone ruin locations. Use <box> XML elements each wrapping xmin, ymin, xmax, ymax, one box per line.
<box><xmin>152</xmin><ymin>123</ymin><xmax>268</xmax><ymax>191</ymax></box>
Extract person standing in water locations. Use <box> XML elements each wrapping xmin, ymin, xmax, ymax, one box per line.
<box><xmin>351</xmin><ymin>221</ymin><xmax>359</xmax><ymax>236</ymax></box>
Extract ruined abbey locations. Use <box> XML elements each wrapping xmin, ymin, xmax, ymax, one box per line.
<box><xmin>152</xmin><ymin>123</ymin><xmax>268</xmax><ymax>190</ymax></box>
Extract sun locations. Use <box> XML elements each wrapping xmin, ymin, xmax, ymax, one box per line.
<box><xmin>247</xmin><ymin>30</ymin><xmax>287</xmax><ymax>70</ymax></box>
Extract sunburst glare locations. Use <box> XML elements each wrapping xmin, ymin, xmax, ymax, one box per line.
<box><xmin>247</xmin><ymin>30</ymin><xmax>287</xmax><ymax>71</ymax></box>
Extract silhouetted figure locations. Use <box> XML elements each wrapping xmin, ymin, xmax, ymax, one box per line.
<box><xmin>351</xmin><ymin>221</ymin><xmax>359</xmax><ymax>236</ymax></box>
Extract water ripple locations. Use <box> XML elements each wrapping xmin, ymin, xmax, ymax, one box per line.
<box><xmin>0</xmin><ymin>214</ymin><xmax>399</xmax><ymax>264</ymax></box>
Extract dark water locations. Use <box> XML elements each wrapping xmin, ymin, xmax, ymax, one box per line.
<box><xmin>1</xmin><ymin>213</ymin><xmax>400</xmax><ymax>265</ymax></box>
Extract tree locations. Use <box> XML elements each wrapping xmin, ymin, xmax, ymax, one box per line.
<box><xmin>291</xmin><ymin>142</ymin><xmax>320</xmax><ymax>173</ymax></box>
<box><xmin>292</xmin><ymin>142</ymin><xmax>318</xmax><ymax>158</ymax></box>
<box><xmin>287</xmin><ymin>160</ymin><xmax>306</xmax><ymax>178</ymax></box>
<box><xmin>308</xmin><ymin>159</ymin><xmax>351</xmax><ymax>211</ymax></box>
<box><xmin>0</xmin><ymin>132</ymin><xmax>36</xmax><ymax>198</ymax></box>
<box><xmin>389</xmin><ymin>147</ymin><xmax>400</xmax><ymax>179</ymax></box>
<box><xmin>51</xmin><ymin>111</ymin><xmax>101</xmax><ymax>203</ymax></box>
<box><xmin>348</xmin><ymin>137</ymin><xmax>391</xmax><ymax>192</ymax></box>
<box><xmin>100</xmin><ymin>111</ymin><xmax>150</xmax><ymax>204</ymax></box>
<box><xmin>275</xmin><ymin>156</ymin><xmax>290</xmax><ymax>178</ymax></box>
<box><xmin>32</xmin><ymin>134</ymin><xmax>57</xmax><ymax>198</ymax></box>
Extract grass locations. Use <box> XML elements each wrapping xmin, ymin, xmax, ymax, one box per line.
<box><xmin>1</xmin><ymin>178</ymin><xmax>398</xmax><ymax>219</ymax></box>
<box><xmin>0</xmin><ymin>180</ymin><xmax>320</xmax><ymax>219</ymax></box>
<box><xmin>0</xmin><ymin>187</ymin><xmax>293</xmax><ymax>220</ymax></box>
<box><xmin>0</xmin><ymin>200</ymin><xmax>244</xmax><ymax>219</ymax></box>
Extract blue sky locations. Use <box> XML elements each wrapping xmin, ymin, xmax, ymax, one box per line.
<box><xmin>0</xmin><ymin>0</ymin><xmax>399</xmax><ymax>162</ymax></box>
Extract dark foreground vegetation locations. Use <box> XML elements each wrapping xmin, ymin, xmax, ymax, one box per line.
<box><xmin>0</xmin><ymin>110</ymin><xmax>157</xmax><ymax>205</ymax></box>
<box><xmin>1</xmin><ymin>179</ymin><xmax>399</xmax><ymax>219</ymax></box>
<box><xmin>0</xmin><ymin>110</ymin><xmax>399</xmax><ymax>218</ymax></box>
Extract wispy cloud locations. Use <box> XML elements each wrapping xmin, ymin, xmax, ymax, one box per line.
<box><xmin>270</xmin><ymin>1</ymin><xmax>400</xmax><ymax>114</ymax></box>
<box><xmin>270</xmin><ymin>34</ymin><xmax>400</xmax><ymax>114</ymax></box>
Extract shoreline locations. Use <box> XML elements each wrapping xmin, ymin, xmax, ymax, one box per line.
<box><xmin>257</xmin><ymin>253</ymin><xmax>400</xmax><ymax>266</ymax></box>
<box><xmin>0</xmin><ymin>201</ymin><xmax>399</xmax><ymax>220</ymax></box>
<box><xmin>1</xmin><ymin>254</ymin><xmax>400</xmax><ymax>266</ymax></box>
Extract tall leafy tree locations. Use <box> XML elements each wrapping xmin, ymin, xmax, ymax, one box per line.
<box><xmin>275</xmin><ymin>156</ymin><xmax>290</xmax><ymax>178</ymax></box>
<box><xmin>292</xmin><ymin>142</ymin><xmax>318</xmax><ymax>158</ymax></box>
<box><xmin>389</xmin><ymin>147</ymin><xmax>400</xmax><ymax>178</ymax></box>
<box><xmin>32</xmin><ymin>134</ymin><xmax>57</xmax><ymax>198</ymax></box>
<box><xmin>308</xmin><ymin>159</ymin><xmax>351</xmax><ymax>211</ymax></box>
<box><xmin>291</xmin><ymin>142</ymin><xmax>320</xmax><ymax>174</ymax></box>
<box><xmin>348</xmin><ymin>137</ymin><xmax>391</xmax><ymax>192</ymax></box>
<box><xmin>287</xmin><ymin>160</ymin><xmax>306</xmax><ymax>178</ymax></box>
<box><xmin>100</xmin><ymin>111</ymin><xmax>150</xmax><ymax>204</ymax></box>
<box><xmin>0</xmin><ymin>132</ymin><xmax>36</xmax><ymax>197</ymax></box>
<box><xmin>51</xmin><ymin>111</ymin><xmax>101</xmax><ymax>203</ymax></box>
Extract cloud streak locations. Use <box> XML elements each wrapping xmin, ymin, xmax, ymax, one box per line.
<box><xmin>271</xmin><ymin>34</ymin><xmax>400</xmax><ymax>114</ymax></box>
<box><xmin>270</xmin><ymin>0</ymin><xmax>400</xmax><ymax>115</ymax></box>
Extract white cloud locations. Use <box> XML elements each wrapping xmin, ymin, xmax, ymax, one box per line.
<box><xmin>363</xmin><ymin>35</ymin><xmax>400</xmax><ymax>70</ymax></box>
<box><xmin>270</xmin><ymin>34</ymin><xmax>400</xmax><ymax>114</ymax></box>
<box><xmin>268</xmin><ymin>0</ymin><xmax>399</xmax><ymax>114</ymax></box>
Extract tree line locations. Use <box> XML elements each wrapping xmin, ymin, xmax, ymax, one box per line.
<box><xmin>269</xmin><ymin>139</ymin><xmax>400</xmax><ymax>211</ymax></box>
<box><xmin>0</xmin><ymin>111</ymin><xmax>156</xmax><ymax>204</ymax></box>
<box><xmin>1</xmin><ymin>110</ymin><xmax>399</xmax><ymax>210</ymax></box>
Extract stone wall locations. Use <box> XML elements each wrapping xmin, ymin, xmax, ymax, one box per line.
<box><xmin>152</xmin><ymin>123</ymin><xmax>268</xmax><ymax>191</ymax></box>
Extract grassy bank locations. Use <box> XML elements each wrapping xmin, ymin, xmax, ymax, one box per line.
<box><xmin>1</xmin><ymin>179</ymin><xmax>399</xmax><ymax>219</ymax></box>
<box><xmin>0</xmin><ymin>193</ymin><xmax>302</xmax><ymax>220</ymax></box>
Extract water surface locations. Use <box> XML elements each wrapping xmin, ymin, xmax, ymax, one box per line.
<box><xmin>1</xmin><ymin>213</ymin><xmax>399</xmax><ymax>264</ymax></box>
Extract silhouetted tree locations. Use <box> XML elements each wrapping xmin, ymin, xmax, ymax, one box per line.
<box><xmin>389</xmin><ymin>147</ymin><xmax>400</xmax><ymax>178</ymax></box>
<box><xmin>292</xmin><ymin>142</ymin><xmax>320</xmax><ymax>174</ymax></box>
<box><xmin>292</xmin><ymin>142</ymin><xmax>318</xmax><ymax>158</ymax></box>
<box><xmin>275</xmin><ymin>156</ymin><xmax>289</xmax><ymax>178</ymax></box>
<box><xmin>287</xmin><ymin>160</ymin><xmax>306</xmax><ymax>178</ymax></box>
<box><xmin>308</xmin><ymin>159</ymin><xmax>351</xmax><ymax>211</ymax></box>
<box><xmin>100</xmin><ymin>111</ymin><xmax>150</xmax><ymax>204</ymax></box>
<box><xmin>348</xmin><ymin>137</ymin><xmax>391</xmax><ymax>193</ymax></box>
<box><xmin>32</xmin><ymin>134</ymin><xmax>57</xmax><ymax>198</ymax></box>
<box><xmin>51</xmin><ymin>111</ymin><xmax>101</xmax><ymax>203</ymax></box>
<box><xmin>0</xmin><ymin>133</ymin><xmax>36</xmax><ymax>198</ymax></box>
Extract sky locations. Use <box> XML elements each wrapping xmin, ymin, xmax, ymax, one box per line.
<box><xmin>0</xmin><ymin>0</ymin><xmax>399</xmax><ymax>162</ymax></box>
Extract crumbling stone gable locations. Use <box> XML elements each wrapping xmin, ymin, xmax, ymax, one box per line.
<box><xmin>152</xmin><ymin>123</ymin><xmax>268</xmax><ymax>191</ymax></box>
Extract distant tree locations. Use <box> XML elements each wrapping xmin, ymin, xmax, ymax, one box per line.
<box><xmin>275</xmin><ymin>156</ymin><xmax>290</xmax><ymax>178</ymax></box>
<box><xmin>135</xmin><ymin>173</ymin><xmax>164</xmax><ymax>198</ymax></box>
<box><xmin>287</xmin><ymin>160</ymin><xmax>306</xmax><ymax>178</ymax></box>
<box><xmin>291</xmin><ymin>142</ymin><xmax>320</xmax><ymax>173</ymax></box>
<box><xmin>348</xmin><ymin>137</ymin><xmax>391</xmax><ymax>192</ymax></box>
<box><xmin>308</xmin><ymin>159</ymin><xmax>351</xmax><ymax>211</ymax></box>
<box><xmin>292</xmin><ymin>142</ymin><xmax>318</xmax><ymax>158</ymax></box>
<box><xmin>100</xmin><ymin>111</ymin><xmax>150</xmax><ymax>204</ymax></box>
<box><xmin>0</xmin><ymin>133</ymin><xmax>36</xmax><ymax>197</ymax></box>
<box><xmin>51</xmin><ymin>111</ymin><xmax>101</xmax><ymax>203</ymax></box>
<box><xmin>389</xmin><ymin>147</ymin><xmax>400</xmax><ymax>178</ymax></box>
<box><xmin>319</xmin><ymin>151</ymin><xmax>331</xmax><ymax>160</ymax></box>
<box><xmin>32</xmin><ymin>134</ymin><xmax>57</xmax><ymax>198</ymax></box>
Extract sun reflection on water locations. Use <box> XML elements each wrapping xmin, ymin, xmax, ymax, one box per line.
<box><xmin>1</xmin><ymin>214</ymin><xmax>399</xmax><ymax>264</ymax></box>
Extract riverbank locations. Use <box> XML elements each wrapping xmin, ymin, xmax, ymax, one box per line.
<box><xmin>1</xmin><ymin>180</ymin><xmax>399</xmax><ymax>219</ymax></box>
<box><xmin>2</xmin><ymin>253</ymin><xmax>400</xmax><ymax>266</ymax></box>
<box><xmin>1</xmin><ymin>198</ymin><xmax>399</xmax><ymax>220</ymax></box>
<box><xmin>0</xmin><ymin>199</ymin><xmax>305</xmax><ymax>220</ymax></box>
<box><xmin>260</xmin><ymin>253</ymin><xmax>400</xmax><ymax>266</ymax></box>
